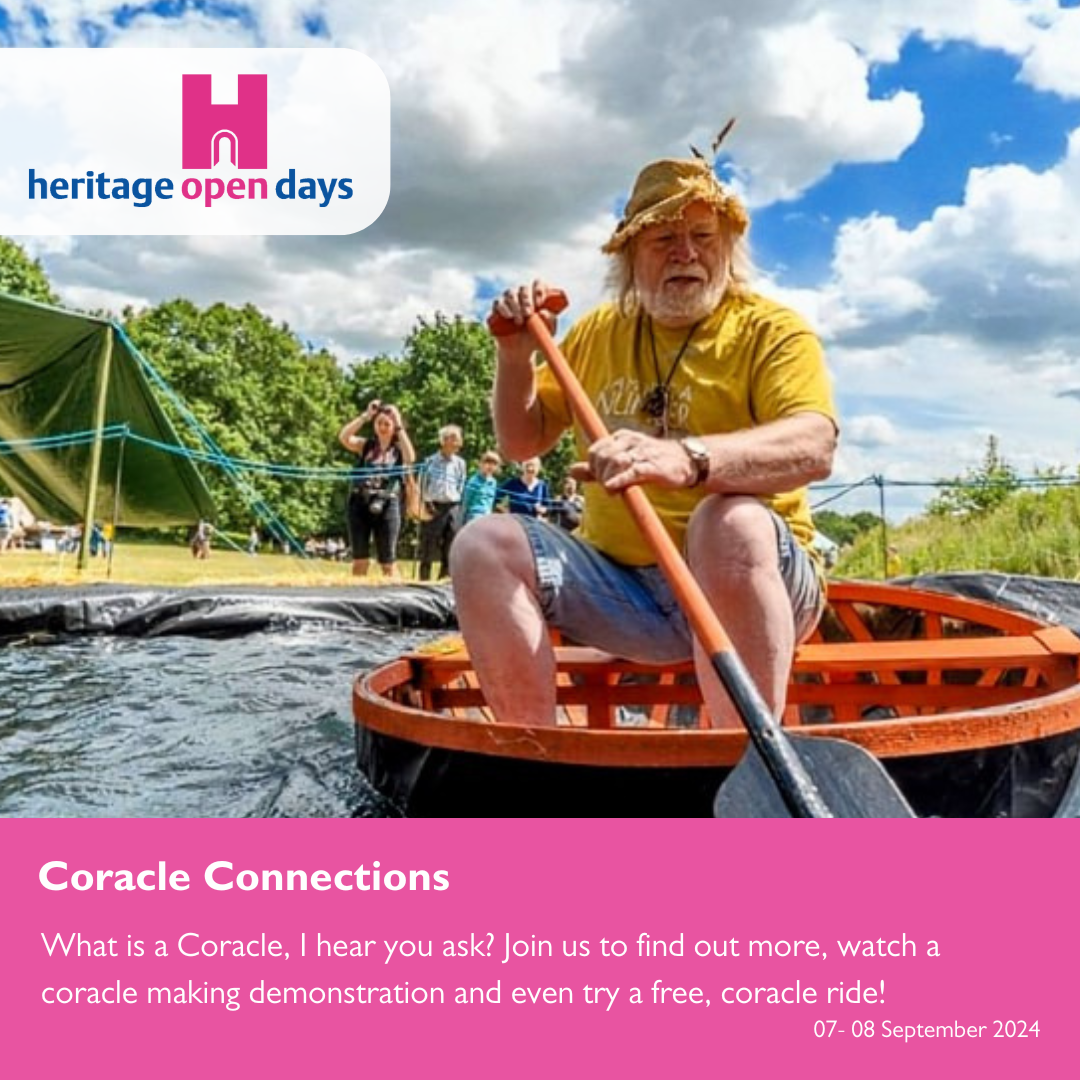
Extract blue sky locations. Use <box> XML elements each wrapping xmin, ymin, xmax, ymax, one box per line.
<box><xmin>753</xmin><ymin>37</ymin><xmax>1080</xmax><ymax>284</ymax></box>
<box><xmin>3</xmin><ymin>0</ymin><xmax>1080</xmax><ymax>520</ymax></box>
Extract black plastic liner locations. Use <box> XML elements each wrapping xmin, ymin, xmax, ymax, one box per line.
<box><xmin>903</xmin><ymin>572</ymin><xmax>1080</xmax><ymax>636</ymax></box>
<box><xmin>0</xmin><ymin>583</ymin><xmax>456</xmax><ymax>638</ymax></box>
<box><xmin>4</xmin><ymin>572</ymin><xmax>1079</xmax><ymax>640</ymax></box>
<box><xmin>358</xmin><ymin>723</ymin><xmax>1080</xmax><ymax>818</ymax></box>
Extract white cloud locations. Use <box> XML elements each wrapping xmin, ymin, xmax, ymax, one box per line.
<box><xmin>1019</xmin><ymin>7</ymin><xmax>1080</xmax><ymax>99</ymax></box>
<box><xmin>845</xmin><ymin>415</ymin><xmax>899</xmax><ymax>447</ymax></box>
<box><xmin>815</xmin><ymin>125</ymin><xmax>1080</xmax><ymax>360</ymax></box>
<box><xmin>821</xmin><ymin>328</ymin><xmax>1080</xmax><ymax>520</ymax></box>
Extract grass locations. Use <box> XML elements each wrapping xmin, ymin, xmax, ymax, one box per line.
<box><xmin>837</xmin><ymin>484</ymin><xmax>1080</xmax><ymax>581</ymax></box>
<box><xmin>15</xmin><ymin>479</ymin><xmax>1079</xmax><ymax>589</ymax></box>
<box><xmin>0</xmin><ymin>540</ymin><xmax>430</xmax><ymax>589</ymax></box>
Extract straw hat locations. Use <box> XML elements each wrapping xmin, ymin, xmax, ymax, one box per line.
<box><xmin>601</xmin><ymin>157</ymin><xmax>749</xmax><ymax>254</ymax></box>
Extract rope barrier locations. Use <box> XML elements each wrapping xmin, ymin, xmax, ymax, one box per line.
<box><xmin>2</xmin><ymin>426</ymin><xmax>428</xmax><ymax>486</ymax></box>
<box><xmin>0</xmin><ymin>425</ymin><xmax>129</xmax><ymax>453</ymax></box>
<box><xmin>809</xmin><ymin>475</ymin><xmax>879</xmax><ymax>511</ymax></box>
<box><xmin>6</xmin><ymin>431</ymin><xmax>1076</xmax><ymax>498</ymax></box>
<box><xmin>117</xmin><ymin>324</ymin><xmax>314</xmax><ymax>556</ymax></box>
<box><xmin>123</xmin><ymin>430</ymin><xmax>423</xmax><ymax>482</ymax></box>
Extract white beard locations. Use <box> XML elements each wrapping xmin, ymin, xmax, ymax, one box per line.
<box><xmin>639</xmin><ymin>274</ymin><xmax>727</xmax><ymax>325</ymax></box>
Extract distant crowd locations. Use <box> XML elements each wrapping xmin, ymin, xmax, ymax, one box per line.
<box><xmin>337</xmin><ymin>403</ymin><xmax>584</xmax><ymax>579</ymax></box>
<box><xmin>0</xmin><ymin>412</ymin><xmax>580</xmax><ymax>574</ymax></box>
<box><xmin>0</xmin><ymin>499</ymin><xmax>113</xmax><ymax>557</ymax></box>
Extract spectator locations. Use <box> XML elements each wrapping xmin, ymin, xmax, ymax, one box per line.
<box><xmin>499</xmin><ymin>458</ymin><xmax>550</xmax><ymax>517</ymax></box>
<box><xmin>247</xmin><ymin>526</ymin><xmax>260</xmax><ymax>555</ymax></box>
<box><xmin>0</xmin><ymin>499</ymin><xmax>11</xmax><ymax>553</ymax></box>
<box><xmin>886</xmin><ymin>545</ymin><xmax>904</xmax><ymax>578</ymax></box>
<box><xmin>191</xmin><ymin>519</ymin><xmax>213</xmax><ymax>559</ymax></box>
<box><xmin>338</xmin><ymin>400</ymin><xmax>416</xmax><ymax>578</ymax></box>
<box><xmin>418</xmin><ymin>425</ymin><xmax>467</xmax><ymax>582</ymax></box>
<box><xmin>548</xmin><ymin>476</ymin><xmax>585</xmax><ymax>532</ymax></box>
<box><xmin>58</xmin><ymin>525</ymin><xmax>79</xmax><ymax>554</ymax></box>
<box><xmin>460</xmin><ymin>451</ymin><xmax>502</xmax><ymax>525</ymax></box>
<box><xmin>89</xmin><ymin>521</ymin><xmax>106</xmax><ymax>558</ymax></box>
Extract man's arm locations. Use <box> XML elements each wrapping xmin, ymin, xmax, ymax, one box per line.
<box><xmin>694</xmin><ymin>412</ymin><xmax>836</xmax><ymax>494</ymax></box>
<box><xmin>581</xmin><ymin>413</ymin><xmax>836</xmax><ymax>494</ymax></box>
<box><xmin>490</xmin><ymin>281</ymin><xmax>568</xmax><ymax>461</ymax></box>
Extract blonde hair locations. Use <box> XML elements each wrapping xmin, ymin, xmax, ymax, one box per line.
<box><xmin>605</xmin><ymin>214</ymin><xmax>753</xmax><ymax>316</ymax></box>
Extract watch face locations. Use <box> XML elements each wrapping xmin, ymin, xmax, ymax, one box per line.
<box><xmin>681</xmin><ymin>437</ymin><xmax>710</xmax><ymax>486</ymax></box>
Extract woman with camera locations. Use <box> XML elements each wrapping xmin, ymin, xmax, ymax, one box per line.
<box><xmin>338</xmin><ymin>400</ymin><xmax>416</xmax><ymax>578</ymax></box>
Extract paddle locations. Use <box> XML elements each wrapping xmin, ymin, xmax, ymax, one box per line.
<box><xmin>489</xmin><ymin>290</ymin><xmax>914</xmax><ymax>818</ymax></box>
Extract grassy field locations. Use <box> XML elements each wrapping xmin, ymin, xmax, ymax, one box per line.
<box><xmin>11</xmin><ymin>478</ymin><xmax>1080</xmax><ymax>589</ymax></box>
<box><xmin>0</xmin><ymin>540</ymin><xmax>428</xmax><ymax>589</ymax></box>
<box><xmin>837</xmin><ymin>483</ymin><xmax>1080</xmax><ymax>581</ymax></box>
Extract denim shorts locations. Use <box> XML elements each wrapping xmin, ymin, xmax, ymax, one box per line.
<box><xmin>515</xmin><ymin>510</ymin><xmax>823</xmax><ymax>664</ymax></box>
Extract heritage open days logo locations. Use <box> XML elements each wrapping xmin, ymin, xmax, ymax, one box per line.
<box><xmin>2</xmin><ymin>49</ymin><xmax>389</xmax><ymax>236</ymax></box>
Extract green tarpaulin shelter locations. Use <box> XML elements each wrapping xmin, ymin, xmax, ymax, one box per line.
<box><xmin>0</xmin><ymin>292</ymin><xmax>215</xmax><ymax>538</ymax></box>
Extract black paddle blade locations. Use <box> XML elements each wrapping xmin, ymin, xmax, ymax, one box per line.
<box><xmin>714</xmin><ymin>736</ymin><xmax>916</xmax><ymax>818</ymax></box>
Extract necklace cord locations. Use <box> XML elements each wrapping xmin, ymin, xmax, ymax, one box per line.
<box><xmin>648</xmin><ymin>316</ymin><xmax>703</xmax><ymax>392</ymax></box>
<box><xmin>641</xmin><ymin>316</ymin><xmax>703</xmax><ymax>430</ymax></box>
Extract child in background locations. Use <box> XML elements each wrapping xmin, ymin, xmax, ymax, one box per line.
<box><xmin>461</xmin><ymin>451</ymin><xmax>502</xmax><ymax>524</ymax></box>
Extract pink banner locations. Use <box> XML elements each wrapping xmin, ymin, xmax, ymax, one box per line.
<box><xmin>1</xmin><ymin>819</ymin><xmax>1069</xmax><ymax>1076</ymax></box>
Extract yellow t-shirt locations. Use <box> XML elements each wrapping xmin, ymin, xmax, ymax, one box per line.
<box><xmin>534</xmin><ymin>292</ymin><xmax>837</xmax><ymax>566</ymax></box>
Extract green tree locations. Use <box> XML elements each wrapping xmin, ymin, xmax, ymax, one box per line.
<box><xmin>813</xmin><ymin>509</ymin><xmax>882</xmax><ymax>547</ymax></box>
<box><xmin>123</xmin><ymin>300</ymin><xmax>352</xmax><ymax>539</ymax></box>
<box><xmin>0</xmin><ymin>236</ymin><xmax>58</xmax><ymax>305</ymax></box>
<box><xmin>928</xmin><ymin>435</ymin><xmax>1020</xmax><ymax>517</ymax></box>
<box><xmin>347</xmin><ymin>313</ymin><xmax>497</xmax><ymax>460</ymax></box>
<box><xmin>346</xmin><ymin>313</ymin><xmax>576</xmax><ymax>483</ymax></box>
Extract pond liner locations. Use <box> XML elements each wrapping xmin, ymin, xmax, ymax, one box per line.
<box><xmin>902</xmin><ymin>572</ymin><xmax>1080</xmax><ymax>635</ymax></box>
<box><xmin>5</xmin><ymin>572</ymin><xmax>1079</xmax><ymax>641</ymax></box>
<box><xmin>0</xmin><ymin>584</ymin><xmax>456</xmax><ymax>638</ymax></box>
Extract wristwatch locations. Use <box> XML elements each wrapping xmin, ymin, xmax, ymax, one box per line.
<box><xmin>679</xmin><ymin>437</ymin><xmax>710</xmax><ymax>488</ymax></box>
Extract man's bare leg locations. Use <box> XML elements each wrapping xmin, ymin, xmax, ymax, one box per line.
<box><xmin>450</xmin><ymin>516</ymin><xmax>557</xmax><ymax>723</ymax></box>
<box><xmin>686</xmin><ymin>495</ymin><xmax>795</xmax><ymax>728</ymax></box>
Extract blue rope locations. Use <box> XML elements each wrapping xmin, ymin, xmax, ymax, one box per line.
<box><xmin>2</xmin><ymin>425</ymin><xmax>428</xmax><ymax>486</ymax></box>
<box><xmin>124</xmin><ymin>430</ymin><xmax>424</xmax><ymax>482</ymax></box>
<box><xmin>115</xmin><ymin>323</ymin><xmax>309</xmax><ymax>557</ymax></box>
<box><xmin>0</xmin><ymin>426</ymin><xmax>130</xmax><ymax>453</ymax></box>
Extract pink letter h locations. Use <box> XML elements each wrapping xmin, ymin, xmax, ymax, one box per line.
<box><xmin>182</xmin><ymin>74</ymin><xmax>267</xmax><ymax>169</ymax></box>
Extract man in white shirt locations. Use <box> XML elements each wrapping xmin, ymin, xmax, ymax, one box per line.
<box><xmin>418</xmin><ymin>425</ymin><xmax>467</xmax><ymax>581</ymax></box>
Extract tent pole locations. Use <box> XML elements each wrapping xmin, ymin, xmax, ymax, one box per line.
<box><xmin>106</xmin><ymin>424</ymin><xmax>128</xmax><ymax>580</ymax></box>
<box><xmin>78</xmin><ymin>326</ymin><xmax>115</xmax><ymax>571</ymax></box>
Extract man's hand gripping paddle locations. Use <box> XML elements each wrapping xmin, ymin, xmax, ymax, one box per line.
<box><xmin>489</xmin><ymin>290</ymin><xmax>914</xmax><ymax>818</ymax></box>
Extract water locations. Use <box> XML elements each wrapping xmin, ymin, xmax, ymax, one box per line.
<box><xmin>0</xmin><ymin>626</ymin><xmax>439</xmax><ymax>817</ymax></box>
